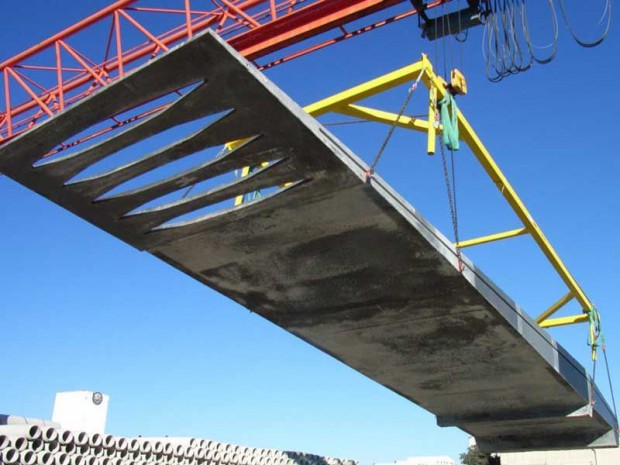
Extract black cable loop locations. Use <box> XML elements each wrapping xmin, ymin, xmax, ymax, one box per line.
<box><xmin>558</xmin><ymin>0</ymin><xmax>612</xmax><ymax>48</ymax></box>
<box><xmin>522</xmin><ymin>0</ymin><xmax>558</xmax><ymax>65</ymax></box>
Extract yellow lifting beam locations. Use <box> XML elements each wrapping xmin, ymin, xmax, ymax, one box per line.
<box><xmin>456</xmin><ymin>227</ymin><xmax>529</xmax><ymax>249</ymax></box>
<box><xmin>304</xmin><ymin>54</ymin><xmax>595</xmax><ymax>329</ymax></box>
<box><xmin>536</xmin><ymin>291</ymin><xmax>575</xmax><ymax>324</ymax></box>
<box><xmin>234</xmin><ymin>54</ymin><xmax>595</xmax><ymax>329</ymax></box>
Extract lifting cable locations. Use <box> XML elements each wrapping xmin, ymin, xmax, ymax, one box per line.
<box><xmin>433</xmin><ymin>2</ymin><xmax>464</xmax><ymax>272</ymax></box>
<box><xmin>439</xmin><ymin>137</ymin><xmax>464</xmax><ymax>272</ymax></box>
<box><xmin>602</xmin><ymin>341</ymin><xmax>619</xmax><ymax>430</ymax></box>
<box><xmin>558</xmin><ymin>0</ymin><xmax>612</xmax><ymax>48</ymax></box>
<box><xmin>365</xmin><ymin>66</ymin><xmax>426</xmax><ymax>180</ymax></box>
<box><xmin>588</xmin><ymin>306</ymin><xmax>602</xmax><ymax>410</ymax></box>
<box><xmin>587</xmin><ymin>307</ymin><xmax>618</xmax><ymax>430</ymax></box>
<box><xmin>482</xmin><ymin>0</ymin><xmax>611</xmax><ymax>82</ymax></box>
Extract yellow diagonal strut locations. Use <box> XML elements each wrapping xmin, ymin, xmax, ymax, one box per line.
<box><xmin>235</xmin><ymin>54</ymin><xmax>595</xmax><ymax>330</ymax></box>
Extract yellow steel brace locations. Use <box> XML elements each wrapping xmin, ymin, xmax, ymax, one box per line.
<box><xmin>304</xmin><ymin>54</ymin><xmax>595</xmax><ymax>328</ymax></box>
<box><xmin>232</xmin><ymin>54</ymin><xmax>596</xmax><ymax>330</ymax></box>
<box><xmin>456</xmin><ymin>227</ymin><xmax>529</xmax><ymax>249</ymax></box>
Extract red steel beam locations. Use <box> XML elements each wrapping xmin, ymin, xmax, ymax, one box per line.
<box><xmin>231</xmin><ymin>0</ymin><xmax>407</xmax><ymax>59</ymax></box>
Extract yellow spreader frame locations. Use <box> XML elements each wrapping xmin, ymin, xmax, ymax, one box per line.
<box><xmin>236</xmin><ymin>54</ymin><xmax>597</xmax><ymax>338</ymax></box>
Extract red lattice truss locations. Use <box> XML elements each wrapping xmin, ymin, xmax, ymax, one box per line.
<box><xmin>0</xmin><ymin>0</ymin><xmax>451</xmax><ymax>147</ymax></box>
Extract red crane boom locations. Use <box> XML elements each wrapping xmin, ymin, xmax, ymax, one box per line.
<box><xmin>0</xmin><ymin>0</ymin><xmax>452</xmax><ymax>145</ymax></box>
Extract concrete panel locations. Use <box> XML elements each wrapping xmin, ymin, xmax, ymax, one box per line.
<box><xmin>0</xmin><ymin>30</ymin><xmax>616</xmax><ymax>453</ymax></box>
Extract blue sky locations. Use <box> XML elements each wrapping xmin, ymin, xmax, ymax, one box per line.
<box><xmin>1</xmin><ymin>1</ymin><xmax>619</xmax><ymax>463</ymax></box>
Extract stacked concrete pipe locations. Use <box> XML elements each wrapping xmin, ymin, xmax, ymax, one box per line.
<box><xmin>0</xmin><ymin>426</ymin><xmax>357</xmax><ymax>465</ymax></box>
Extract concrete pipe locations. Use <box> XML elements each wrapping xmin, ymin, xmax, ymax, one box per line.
<box><xmin>47</xmin><ymin>442</ymin><xmax>62</xmax><ymax>454</ymax></box>
<box><xmin>73</xmin><ymin>433</ymin><xmax>89</xmax><ymax>447</ymax></box>
<box><xmin>91</xmin><ymin>446</ymin><xmax>105</xmax><ymax>457</ymax></box>
<box><xmin>173</xmin><ymin>444</ymin><xmax>184</xmax><ymax>458</ymax></box>
<box><xmin>41</xmin><ymin>427</ymin><xmax>58</xmax><ymax>444</ymax></box>
<box><xmin>0</xmin><ymin>416</ymin><xmax>60</xmax><ymax>429</ymax></box>
<box><xmin>54</xmin><ymin>452</ymin><xmax>71</xmax><ymax>465</ymax></box>
<box><xmin>83</xmin><ymin>455</ymin><xmax>99</xmax><ymax>465</ymax></box>
<box><xmin>114</xmin><ymin>438</ymin><xmax>128</xmax><ymax>452</ymax></box>
<box><xmin>70</xmin><ymin>455</ymin><xmax>85</xmax><ymax>465</ymax></box>
<box><xmin>184</xmin><ymin>445</ymin><xmax>195</xmax><ymax>460</ymax></box>
<box><xmin>153</xmin><ymin>441</ymin><xmax>164</xmax><ymax>456</ymax></box>
<box><xmin>101</xmin><ymin>435</ymin><xmax>114</xmax><ymax>450</ymax></box>
<box><xmin>0</xmin><ymin>425</ymin><xmax>43</xmax><ymax>440</ymax></box>
<box><xmin>0</xmin><ymin>447</ymin><xmax>19</xmax><ymax>465</ymax></box>
<box><xmin>89</xmin><ymin>435</ymin><xmax>103</xmax><ymax>448</ymax></box>
<box><xmin>58</xmin><ymin>431</ymin><xmax>74</xmax><ymax>446</ymax></box>
<box><xmin>138</xmin><ymin>441</ymin><xmax>151</xmax><ymax>455</ymax></box>
<box><xmin>21</xmin><ymin>450</ymin><xmax>38</xmax><ymax>465</ymax></box>
<box><xmin>162</xmin><ymin>443</ymin><xmax>173</xmax><ymax>456</ymax></box>
<box><xmin>0</xmin><ymin>435</ymin><xmax>10</xmax><ymax>451</ymax></box>
<box><xmin>36</xmin><ymin>451</ymin><xmax>55</xmax><ymax>465</ymax></box>
<box><xmin>194</xmin><ymin>448</ymin><xmax>206</xmax><ymax>461</ymax></box>
<box><xmin>98</xmin><ymin>457</ymin><xmax>111</xmax><ymax>465</ymax></box>
<box><xmin>204</xmin><ymin>440</ymin><xmax>215</xmax><ymax>450</ymax></box>
<box><xmin>127</xmin><ymin>440</ymin><xmax>140</xmax><ymax>453</ymax></box>
<box><xmin>11</xmin><ymin>436</ymin><xmax>28</xmax><ymax>451</ymax></box>
<box><xmin>31</xmin><ymin>439</ymin><xmax>45</xmax><ymax>453</ymax></box>
<box><xmin>216</xmin><ymin>443</ymin><xmax>226</xmax><ymax>453</ymax></box>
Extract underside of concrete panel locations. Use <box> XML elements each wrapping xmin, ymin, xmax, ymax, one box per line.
<box><xmin>0</xmin><ymin>31</ymin><xmax>617</xmax><ymax>453</ymax></box>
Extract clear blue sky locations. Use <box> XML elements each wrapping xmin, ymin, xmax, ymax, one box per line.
<box><xmin>1</xmin><ymin>2</ymin><xmax>618</xmax><ymax>464</ymax></box>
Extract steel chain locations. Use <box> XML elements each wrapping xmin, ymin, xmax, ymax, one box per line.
<box><xmin>439</xmin><ymin>135</ymin><xmax>463</xmax><ymax>271</ymax></box>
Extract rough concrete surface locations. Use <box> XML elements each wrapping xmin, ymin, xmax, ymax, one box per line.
<box><xmin>0</xmin><ymin>31</ymin><xmax>617</xmax><ymax>453</ymax></box>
